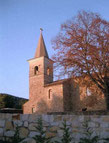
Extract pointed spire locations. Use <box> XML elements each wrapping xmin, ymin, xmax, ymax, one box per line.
<box><xmin>34</xmin><ymin>28</ymin><xmax>49</xmax><ymax>58</ymax></box>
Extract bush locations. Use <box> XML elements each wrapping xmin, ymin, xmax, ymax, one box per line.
<box><xmin>79</xmin><ymin>120</ymin><xmax>99</xmax><ymax>143</ymax></box>
<box><xmin>10</xmin><ymin>125</ymin><xmax>25</xmax><ymax>143</ymax></box>
<box><xmin>0</xmin><ymin>125</ymin><xmax>25</xmax><ymax>143</ymax></box>
<box><xmin>55</xmin><ymin>120</ymin><xmax>73</xmax><ymax>143</ymax></box>
<box><xmin>33</xmin><ymin>117</ymin><xmax>53</xmax><ymax>143</ymax></box>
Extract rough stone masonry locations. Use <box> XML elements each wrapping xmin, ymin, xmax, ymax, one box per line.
<box><xmin>0</xmin><ymin>112</ymin><xmax>109</xmax><ymax>143</ymax></box>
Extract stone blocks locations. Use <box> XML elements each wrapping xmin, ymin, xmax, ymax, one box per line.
<box><xmin>0</xmin><ymin>113</ymin><xmax>109</xmax><ymax>142</ymax></box>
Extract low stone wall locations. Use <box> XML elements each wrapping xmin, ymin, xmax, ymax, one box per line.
<box><xmin>0</xmin><ymin>112</ymin><xmax>109</xmax><ymax>143</ymax></box>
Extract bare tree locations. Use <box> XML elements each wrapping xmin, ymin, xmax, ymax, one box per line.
<box><xmin>52</xmin><ymin>11</ymin><xmax>109</xmax><ymax>110</ymax></box>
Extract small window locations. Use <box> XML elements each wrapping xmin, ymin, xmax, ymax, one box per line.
<box><xmin>34</xmin><ymin>66</ymin><xmax>38</xmax><ymax>75</ymax></box>
<box><xmin>48</xmin><ymin>89</ymin><xmax>52</xmax><ymax>99</ymax></box>
<box><xmin>32</xmin><ymin>107</ymin><xmax>35</xmax><ymax>113</ymax></box>
<box><xmin>86</xmin><ymin>88</ymin><xmax>91</xmax><ymax>96</ymax></box>
<box><xmin>47</xmin><ymin>67</ymin><xmax>50</xmax><ymax>75</ymax></box>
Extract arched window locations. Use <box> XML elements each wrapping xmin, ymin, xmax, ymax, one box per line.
<box><xmin>48</xmin><ymin>89</ymin><xmax>52</xmax><ymax>99</ymax></box>
<box><xmin>47</xmin><ymin>67</ymin><xmax>50</xmax><ymax>75</ymax></box>
<box><xmin>34</xmin><ymin>66</ymin><xmax>38</xmax><ymax>75</ymax></box>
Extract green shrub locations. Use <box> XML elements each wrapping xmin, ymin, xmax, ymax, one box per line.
<box><xmin>79</xmin><ymin>120</ymin><xmax>99</xmax><ymax>143</ymax></box>
<box><xmin>0</xmin><ymin>140</ymin><xmax>9</xmax><ymax>143</ymax></box>
<box><xmin>0</xmin><ymin>125</ymin><xmax>25</xmax><ymax>143</ymax></box>
<box><xmin>10</xmin><ymin>125</ymin><xmax>25</xmax><ymax>143</ymax></box>
<box><xmin>102</xmin><ymin>137</ymin><xmax>109</xmax><ymax>143</ymax></box>
<box><xmin>33</xmin><ymin>117</ymin><xmax>52</xmax><ymax>143</ymax></box>
<box><xmin>55</xmin><ymin>120</ymin><xmax>73</xmax><ymax>143</ymax></box>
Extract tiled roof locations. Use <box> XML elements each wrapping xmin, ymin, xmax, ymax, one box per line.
<box><xmin>44</xmin><ymin>78</ymin><xmax>70</xmax><ymax>87</ymax></box>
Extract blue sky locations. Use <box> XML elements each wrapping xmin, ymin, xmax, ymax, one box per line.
<box><xmin>0</xmin><ymin>0</ymin><xmax>109</xmax><ymax>99</ymax></box>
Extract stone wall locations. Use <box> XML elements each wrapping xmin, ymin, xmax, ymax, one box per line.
<box><xmin>44</xmin><ymin>83</ymin><xmax>64</xmax><ymax>113</ymax></box>
<box><xmin>75</xmin><ymin>77</ymin><xmax>106</xmax><ymax>111</ymax></box>
<box><xmin>63</xmin><ymin>79</ymin><xmax>80</xmax><ymax>111</ymax></box>
<box><xmin>0</xmin><ymin>112</ymin><xmax>109</xmax><ymax>143</ymax></box>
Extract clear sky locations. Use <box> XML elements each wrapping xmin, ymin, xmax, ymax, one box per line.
<box><xmin>0</xmin><ymin>0</ymin><xmax>109</xmax><ymax>99</ymax></box>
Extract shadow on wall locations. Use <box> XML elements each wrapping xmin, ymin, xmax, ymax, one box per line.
<box><xmin>76</xmin><ymin>77</ymin><xmax>106</xmax><ymax>111</ymax></box>
<box><xmin>36</xmin><ymin>94</ymin><xmax>63</xmax><ymax>113</ymax></box>
<box><xmin>80</xmin><ymin>94</ymin><xmax>106</xmax><ymax>111</ymax></box>
<box><xmin>36</xmin><ymin>79</ymin><xmax>81</xmax><ymax>113</ymax></box>
<box><xmin>32</xmin><ymin>79</ymin><xmax>106</xmax><ymax>113</ymax></box>
<box><xmin>78</xmin><ymin>79</ymin><xmax>106</xmax><ymax>111</ymax></box>
<box><xmin>63</xmin><ymin>79</ymin><xmax>81</xmax><ymax>111</ymax></box>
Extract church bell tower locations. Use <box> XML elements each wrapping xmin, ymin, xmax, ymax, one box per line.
<box><xmin>28</xmin><ymin>29</ymin><xmax>53</xmax><ymax>101</ymax></box>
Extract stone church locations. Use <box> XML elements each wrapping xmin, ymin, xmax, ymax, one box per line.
<box><xmin>23</xmin><ymin>30</ymin><xmax>79</xmax><ymax>114</ymax></box>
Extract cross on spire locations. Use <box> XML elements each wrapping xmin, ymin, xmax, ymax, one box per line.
<box><xmin>40</xmin><ymin>28</ymin><xmax>43</xmax><ymax>33</ymax></box>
